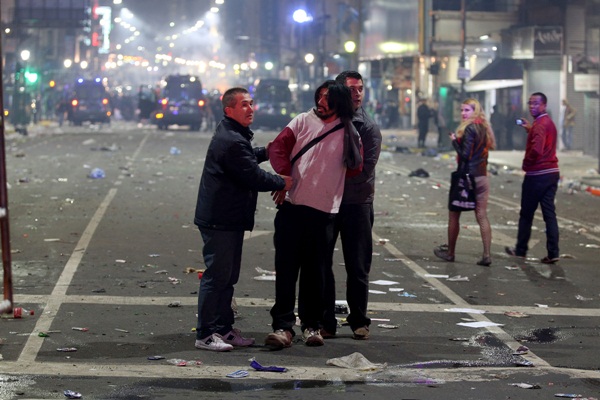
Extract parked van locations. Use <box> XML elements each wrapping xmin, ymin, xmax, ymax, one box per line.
<box><xmin>68</xmin><ymin>78</ymin><xmax>111</xmax><ymax>125</ymax></box>
<box><xmin>251</xmin><ymin>79</ymin><xmax>294</xmax><ymax>129</ymax></box>
<box><xmin>151</xmin><ymin>75</ymin><xmax>205</xmax><ymax>131</ymax></box>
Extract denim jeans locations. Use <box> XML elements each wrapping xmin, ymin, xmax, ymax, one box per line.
<box><xmin>515</xmin><ymin>172</ymin><xmax>560</xmax><ymax>258</ymax></box>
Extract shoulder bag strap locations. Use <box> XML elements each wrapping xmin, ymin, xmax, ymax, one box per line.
<box><xmin>290</xmin><ymin>122</ymin><xmax>344</xmax><ymax>166</ymax></box>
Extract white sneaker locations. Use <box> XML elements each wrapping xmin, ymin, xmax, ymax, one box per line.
<box><xmin>195</xmin><ymin>333</ymin><xmax>233</xmax><ymax>352</ymax></box>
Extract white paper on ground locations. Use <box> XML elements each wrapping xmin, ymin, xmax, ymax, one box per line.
<box><xmin>457</xmin><ymin>321</ymin><xmax>504</xmax><ymax>328</ymax></box>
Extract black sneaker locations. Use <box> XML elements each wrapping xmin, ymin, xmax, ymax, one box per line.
<box><xmin>505</xmin><ymin>247</ymin><xmax>525</xmax><ymax>258</ymax></box>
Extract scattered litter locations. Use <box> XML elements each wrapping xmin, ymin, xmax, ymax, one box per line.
<box><xmin>369</xmin><ymin>290</ymin><xmax>387</xmax><ymax>294</ymax></box>
<box><xmin>88</xmin><ymin>168</ymin><xmax>105</xmax><ymax>179</ymax></box>
<box><xmin>371</xmin><ymin>280</ymin><xmax>399</xmax><ymax>285</ymax></box>
<box><xmin>554</xmin><ymin>394</ymin><xmax>583</xmax><ymax>398</ymax></box>
<box><xmin>513</xmin><ymin>345</ymin><xmax>529</xmax><ymax>355</ymax></box>
<box><xmin>166</xmin><ymin>358</ymin><xmax>202</xmax><ymax>366</ymax></box>
<box><xmin>447</xmin><ymin>275</ymin><xmax>470</xmax><ymax>281</ymax></box>
<box><xmin>575</xmin><ymin>295</ymin><xmax>594</xmax><ymax>301</ymax></box>
<box><xmin>38</xmin><ymin>332</ymin><xmax>49</xmax><ymax>337</ymax></box>
<box><xmin>147</xmin><ymin>356</ymin><xmax>165</xmax><ymax>360</ymax></box>
<box><xmin>226</xmin><ymin>369</ymin><xmax>249</xmax><ymax>378</ymax></box>
<box><xmin>445</xmin><ymin>308</ymin><xmax>485</xmax><ymax>314</ymax></box>
<box><xmin>511</xmin><ymin>383</ymin><xmax>541</xmax><ymax>389</ymax></box>
<box><xmin>253</xmin><ymin>275</ymin><xmax>276</xmax><ymax>281</ymax></box>
<box><xmin>114</xmin><ymin>328</ymin><xmax>129</xmax><ymax>333</ymax></box>
<box><xmin>377</xmin><ymin>238</ymin><xmax>389</xmax><ymax>245</ymax></box>
<box><xmin>92</xmin><ymin>288</ymin><xmax>106</xmax><ymax>293</ymax></box>
<box><xmin>250</xmin><ymin>358</ymin><xmax>287</xmax><ymax>372</ymax></box>
<box><xmin>57</xmin><ymin>348</ymin><xmax>78</xmax><ymax>352</ymax></box>
<box><xmin>170</xmin><ymin>147</ymin><xmax>182</xmax><ymax>155</ymax></box>
<box><xmin>505</xmin><ymin>266</ymin><xmax>520</xmax><ymax>270</ymax></box>
<box><xmin>334</xmin><ymin>301</ymin><xmax>349</xmax><ymax>314</ymax></box>
<box><xmin>534</xmin><ymin>303</ymin><xmax>548</xmax><ymax>308</ymax></box>
<box><xmin>388</xmin><ymin>287</ymin><xmax>404</xmax><ymax>292</ymax></box>
<box><xmin>168</xmin><ymin>277</ymin><xmax>181</xmax><ymax>284</ymax></box>
<box><xmin>504</xmin><ymin>311</ymin><xmax>529</xmax><ymax>318</ymax></box>
<box><xmin>398</xmin><ymin>292</ymin><xmax>417</xmax><ymax>298</ymax></box>
<box><xmin>384</xmin><ymin>258</ymin><xmax>402</xmax><ymax>262</ymax></box>
<box><xmin>255</xmin><ymin>267</ymin><xmax>275</xmax><ymax>275</ymax></box>
<box><xmin>149</xmin><ymin>254</ymin><xmax>160</xmax><ymax>258</ymax></box>
<box><xmin>326</xmin><ymin>352</ymin><xmax>387</xmax><ymax>371</ymax></box>
<box><xmin>44</xmin><ymin>238</ymin><xmax>61</xmax><ymax>242</ymax></box>
<box><xmin>371</xmin><ymin>318</ymin><xmax>391</xmax><ymax>322</ymax></box>
<box><xmin>184</xmin><ymin>267</ymin><xmax>204</xmax><ymax>274</ymax></box>
<box><xmin>423</xmin><ymin>274</ymin><xmax>449</xmax><ymax>279</ymax></box>
<box><xmin>457</xmin><ymin>321</ymin><xmax>504</xmax><ymax>328</ymax></box>
<box><xmin>168</xmin><ymin>301</ymin><xmax>182</xmax><ymax>307</ymax></box>
<box><xmin>515</xmin><ymin>359</ymin><xmax>534</xmax><ymax>367</ymax></box>
<box><xmin>449</xmin><ymin>337</ymin><xmax>469</xmax><ymax>341</ymax></box>
<box><xmin>155</xmin><ymin>270</ymin><xmax>168</xmax><ymax>274</ymax></box>
<box><xmin>377</xmin><ymin>324</ymin><xmax>398</xmax><ymax>329</ymax></box>
<box><xmin>408</xmin><ymin>168</ymin><xmax>430</xmax><ymax>178</ymax></box>
<box><xmin>584</xmin><ymin>244</ymin><xmax>600</xmax><ymax>248</ymax></box>
<box><xmin>115</xmin><ymin>259</ymin><xmax>126</xmax><ymax>263</ymax></box>
<box><xmin>64</xmin><ymin>390</ymin><xmax>83</xmax><ymax>399</ymax></box>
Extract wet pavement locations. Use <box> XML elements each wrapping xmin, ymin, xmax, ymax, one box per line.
<box><xmin>0</xmin><ymin>121</ymin><xmax>599</xmax><ymax>399</ymax></box>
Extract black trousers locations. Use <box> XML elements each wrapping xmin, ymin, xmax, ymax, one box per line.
<box><xmin>270</xmin><ymin>202</ymin><xmax>336</xmax><ymax>335</ymax></box>
<box><xmin>323</xmin><ymin>203</ymin><xmax>374</xmax><ymax>332</ymax></box>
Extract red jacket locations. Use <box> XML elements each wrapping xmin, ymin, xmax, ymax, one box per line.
<box><xmin>523</xmin><ymin>114</ymin><xmax>559</xmax><ymax>174</ymax></box>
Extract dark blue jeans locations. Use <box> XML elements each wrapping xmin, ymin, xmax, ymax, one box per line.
<box><xmin>196</xmin><ymin>228</ymin><xmax>244</xmax><ymax>340</ymax></box>
<box><xmin>515</xmin><ymin>172</ymin><xmax>560</xmax><ymax>259</ymax></box>
<box><xmin>323</xmin><ymin>203</ymin><xmax>374</xmax><ymax>332</ymax></box>
<box><xmin>270</xmin><ymin>202</ymin><xmax>335</xmax><ymax>335</ymax></box>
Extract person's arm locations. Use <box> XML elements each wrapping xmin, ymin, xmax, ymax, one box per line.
<box><xmin>269</xmin><ymin>126</ymin><xmax>296</xmax><ymax>176</ymax></box>
<box><xmin>523</xmin><ymin>123</ymin><xmax>546</xmax><ymax>165</ymax></box>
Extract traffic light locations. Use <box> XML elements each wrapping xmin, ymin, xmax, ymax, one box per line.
<box><xmin>25</xmin><ymin>70</ymin><xmax>38</xmax><ymax>84</ymax></box>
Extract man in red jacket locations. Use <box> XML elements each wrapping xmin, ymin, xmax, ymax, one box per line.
<box><xmin>505</xmin><ymin>92</ymin><xmax>560</xmax><ymax>264</ymax></box>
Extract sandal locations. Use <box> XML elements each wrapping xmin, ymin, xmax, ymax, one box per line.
<box><xmin>477</xmin><ymin>257</ymin><xmax>492</xmax><ymax>267</ymax></box>
<box><xmin>433</xmin><ymin>245</ymin><xmax>454</xmax><ymax>262</ymax></box>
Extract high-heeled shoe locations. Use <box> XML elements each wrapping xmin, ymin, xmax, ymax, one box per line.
<box><xmin>477</xmin><ymin>257</ymin><xmax>492</xmax><ymax>266</ymax></box>
<box><xmin>433</xmin><ymin>245</ymin><xmax>454</xmax><ymax>262</ymax></box>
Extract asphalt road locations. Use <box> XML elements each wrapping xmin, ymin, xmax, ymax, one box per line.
<box><xmin>0</xmin><ymin>121</ymin><xmax>599</xmax><ymax>400</ymax></box>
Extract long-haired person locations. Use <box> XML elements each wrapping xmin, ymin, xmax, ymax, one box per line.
<box><xmin>434</xmin><ymin>98</ymin><xmax>496</xmax><ymax>266</ymax></box>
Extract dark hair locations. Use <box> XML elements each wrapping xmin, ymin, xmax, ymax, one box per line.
<box><xmin>222</xmin><ymin>87</ymin><xmax>249</xmax><ymax>110</ymax></box>
<box><xmin>335</xmin><ymin>70</ymin><xmax>363</xmax><ymax>85</ymax></box>
<box><xmin>314</xmin><ymin>80</ymin><xmax>354</xmax><ymax>120</ymax></box>
<box><xmin>531</xmin><ymin>92</ymin><xmax>547</xmax><ymax>104</ymax></box>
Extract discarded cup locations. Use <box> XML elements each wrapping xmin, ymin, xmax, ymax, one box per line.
<box><xmin>0</xmin><ymin>299</ymin><xmax>11</xmax><ymax>314</ymax></box>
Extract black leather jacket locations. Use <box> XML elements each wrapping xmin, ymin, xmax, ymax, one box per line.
<box><xmin>194</xmin><ymin>117</ymin><xmax>285</xmax><ymax>231</ymax></box>
<box><xmin>452</xmin><ymin>122</ymin><xmax>489</xmax><ymax>177</ymax></box>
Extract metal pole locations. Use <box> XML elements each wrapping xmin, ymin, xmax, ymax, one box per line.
<box><xmin>0</xmin><ymin>6</ymin><xmax>14</xmax><ymax>312</ymax></box>
<box><xmin>460</xmin><ymin>0</ymin><xmax>466</xmax><ymax>97</ymax></box>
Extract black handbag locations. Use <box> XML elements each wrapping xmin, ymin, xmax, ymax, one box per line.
<box><xmin>448</xmin><ymin>166</ymin><xmax>476</xmax><ymax>212</ymax></box>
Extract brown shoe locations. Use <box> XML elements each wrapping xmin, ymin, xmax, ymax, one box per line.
<box><xmin>319</xmin><ymin>328</ymin><xmax>336</xmax><ymax>339</ymax></box>
<box><xmin>265</xmin><ymin>329</ymin><xmax>292</xmax><ymax>348</ymax></box>
<box><xmin>352</xmin><ymin>326</ymin><xmax>370</xmax><ymax>340</ymax></box>
<box><xmin>302</xmin><ymin>328</ymin><xmax>324</xmax><ymax>346</ymax></box>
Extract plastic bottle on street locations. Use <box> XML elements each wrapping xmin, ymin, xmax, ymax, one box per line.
<box><xmin>12</xmin><ymin>307</ymin><xmax>35</xmax><ymax>318</ymax></box>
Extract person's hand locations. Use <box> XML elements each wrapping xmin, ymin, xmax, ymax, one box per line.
<box><xmin>449</xmin><ymin>132</ymin><xmax>457</xmax><ymax>141</ymax></box>
<box><xmin>518</xmin><ymin>118</ymin><xmax>531</xmax><ymax>130</ymax></box>
<box><xmin>271</xmin><ymin>190</ymin><xmax>287</xmax><ymax>205</ymax></box>
<box><xmin>281</xmin><ymin>175</ymin><xmax>293</xmax><ymax>191</ymax></box>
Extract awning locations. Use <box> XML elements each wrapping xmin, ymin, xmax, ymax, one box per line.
<box><xmin>465</xmin><ymin>58</ymin><xmax>523</xmax><ymax>92</ymax></box>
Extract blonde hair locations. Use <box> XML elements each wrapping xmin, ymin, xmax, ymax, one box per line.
<box><xmin>456</xmin><ymin>98</ymin><xmax>496</xmax><ymax>149</ymax></box>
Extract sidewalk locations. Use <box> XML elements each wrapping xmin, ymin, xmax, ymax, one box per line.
<box><xmin>381</xmin><ymin>128</ymin><xmax>600</xmax><ymax>187</ymax></box>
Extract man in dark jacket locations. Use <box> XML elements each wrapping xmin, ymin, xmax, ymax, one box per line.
<box><xmin>194</xmin><ymin>87</ymin><xmax>292</xmax><ymax>351</ymax></box>
<box><xmin>320</xmin><ymin>71</ymin><xmax>382</xmax><ymax>340</ymax></box>
<box><xmin>417</xmin><ymin>99</ymin><xmax>431</xmax><ymax>148</ymax></box>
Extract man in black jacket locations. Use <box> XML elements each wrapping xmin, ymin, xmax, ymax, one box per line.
<box><xmin>321</xmin><ymin>71</ymin><xmax>382</xmax><ymax>340</ymax></box>
<box><xmin>194</xmin><ymin>87</ymin><xmax>292</xmax><ymax>351</ymax></box>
